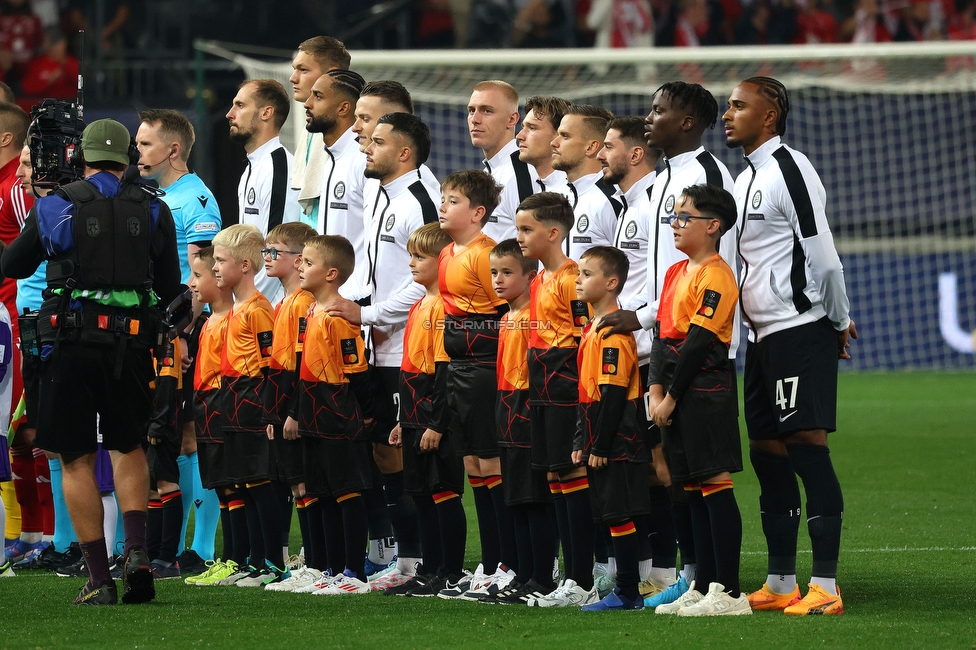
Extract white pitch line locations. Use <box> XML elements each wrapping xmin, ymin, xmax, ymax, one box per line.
<box><xmin>741</xmin><ymin>547</ymin><xmax>976</xmax><ymax>555</ymax></box>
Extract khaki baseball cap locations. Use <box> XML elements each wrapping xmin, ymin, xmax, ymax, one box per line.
<box><xmin>81</xmin><ymin>119</ymin><xmax>131</xmax><ymax>166</ymax></box>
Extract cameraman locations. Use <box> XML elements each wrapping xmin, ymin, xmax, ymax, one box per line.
<box><xmin>1</xmin><ymin>119</ymin><xmax>182</xmax><ymax>605</ymax></box>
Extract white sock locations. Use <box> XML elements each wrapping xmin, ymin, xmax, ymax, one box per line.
<box><xmin>650</xmin><ymin>566</ymin><xmax>676</xmax><ymax>585</ymax></box>
<box><xmin>594</xmin><ymin>561</ymin><xmax>611</xmax><ymax>578</ymax></box>
<box><xmin>809</xmin><ymin>576</ymin><xmax>837</xmax><ymax>594</ymax></box>
<box><xmin>607</xmin><ymin>557</ymin><xmax>617</xmax><ymax>577</ymax></box>
<box><xmin>282</xmin><ymin>545</ymin><xmax>289</xmax><ymax>561</ymax></box>
<box><xmin>102</xmin><ymin>494</ymin><xmax>118</xmax><ymax>558</ymax></box>
<box><xmin>680</xmin><ymin>563</ymin><xmax>696</xmax><ymax>584</ymax></box>
<box><xmin>638</xmin><ymin>559</ymin><xmax>653</xmax><ymax>581</ymax></box>
<box><xmin>42</xmin><ymin>534</ymin><xmax>54</xmax><ymax>543</ymax></box>
<box><xmin>21</xmin><ymin>531</ymin><xmax>42</xmax><ymax>544</ymax></box>
<box><xmin>766</xmin><ymin>573</ymin><xmax>798</xmax><ymax>594</ymax></box>
<box><xmin>397</xmin><ymin>556</ymin><xmax>422</xmax><ymax>575</ymax></box>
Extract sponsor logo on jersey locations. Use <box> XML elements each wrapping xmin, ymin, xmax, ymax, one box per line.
<box><xmin>664</xmin><ymin>195</ymin><xmax>675</xmax><ymax>214</ymax></box>
<box><xmin>602</xmin><ymin>347</ymin><xmax>619</xmax><ymax>375</ymax></box>
<box><xmin>571</xmin><ymin>300</ymin><xmax>589</xmax><ymax>327</ymax></box>
<box><xmin>577</xmin><ymin>215</ymin><xmax>589</xmax><ymax>233</ymax></box>
<box><xmin>194</xmin><ymin>222</ymin><xmax>219</xmax><ymax>232</ymax></box>
<box><xmin>747</xmin><ymin>213</ymin><xmax>764</xmax><ymax>220</ymax></box>
<box><xmin>752</xmin><ymin>190</ymin><xmax>762</xmax><ymax>209</ymax></box>
<box><xmin>385</xmin><ymin>214</ymin><xmax>396</xmax><ymax>232</ymax></box>
<box><xmin>625</xmin><ymin>221</ymin><xmax>637</xmax><ymax>239</ymax></box>
<box><xmin>257</xmin><ymin>331</ymin><xmax>273</xmax><ymax>357</ymax></box>
<box><xmin>698</xmin><ymin>289</ymin><xmax>721</xmax><ymax>319</ymax></box>
<box><xmin>340</xmin><ymin>338</ymin><xmax>359</xmax><ymax>364</ymax></box>
<box><xmin>329</xmin><ymin>202</ymin><xmax>348</xmax><ymax>210</ymax></box>
<box><xmin>334</xmin><ymin>181</ymin><xmax>346</xmax><ymax>199</ymax></box>
<box><xmin>247</xmin><ymin>188</ymin><xmax>256</xmax><ymax>205</ymax></box>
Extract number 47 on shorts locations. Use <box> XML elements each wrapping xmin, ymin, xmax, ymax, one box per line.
<box><xmin>775</xmin><ymin>376</ymin><xmax>799</xmax><ymax>420</ymax></box>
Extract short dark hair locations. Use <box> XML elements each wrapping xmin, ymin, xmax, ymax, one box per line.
<box><xmin>305</xmin><ymin>234</ymin><xmax>356</xmax><ymax>285</ymax></box>
<box><xmin>607</xmin><ymin>115</ymin><xmax>646</xmax><ymax>147</ymax></box>
<box><xmin>580</xmin><ymin>246</ymin><xmax>629</xmax><ymax>295</ymax></box>
<box><xmin>655</xmin><ymin>81</ymin><xmax>719</xmax><ymax>131</ymax></box>
<box><xmin>517</xmin><ymin>192</ymin><xmax>574</xmax><ymax>234</ymax></box>
<box><xmin>377</xmin><ymin>112</ymin><xmax>431</xmax><ymax>166</ymax></box>
<box><xmin>361</xmin><ymin>81</ymin><xmax>414</xmax><ymax>114</ymax></box>
<box><xmin>139</xmin><ymin>108</ymin><xmax>196</xmax><ymax>160</ymax></box>
<box><xmin>327</xmin><ymin>69</ymin><xmax>366</xmax><ymax>104</ymax></box>
<box><xmin>742</xmin><ymin>76</ymin><xmax>790</xmax><ymax>136</ymax></box>
<box><xmin>490</xmin><ymin>238</ymin><xmax>538</xmax><ymax>274</ymax></box>
<box><xmin>680</xmin><ymin>183</ymin><xmax>738</xmax><ymax>243</ymax></box>
<box><xmin>297</xmin><ymin>36</ymin><xmax>351</xmax><ymax>70</ymax></box>
<box><xmin>524</xmin><ymin>96</ymin><xmax>571</xmax><ymax>131</ymax></box>
<box><xmin>0</xmin><ymin>81</ymin><xmax>14</xmax><ymax>104</ymax></box>
<box><xmin>243</xmin><ymin>79</ymin><xmax>290</xmax><ymax>131</ymax></box>
<box><xmin>442</xmin><ymin>169</ymin><xmax>501</xmax><ymax>224</ymax></box>
<box><xmin>564</xmin><ymin>104</ymin><xmax>614</xmax><ymax>140</ymax></box>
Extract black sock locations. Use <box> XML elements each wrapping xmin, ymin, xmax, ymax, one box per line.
<box><xmin>275</xmin><ymin>482</ymin><xmax>293</xmax><ymax>552</ymax></box>
<box><xmin>593</xmin><ymin>520</ymin><xmax>609</xmax><ymax>565</ymax></box>
<box><xmin>634</xmin><ymin>514</ymin><xmax>653</xmax><ymax>563</ymax></box>
<box><xmin>671</xmin><ymin>484</ymin><xmax>695</xmax><ymax>568</ymax></box>
<box><xmin>469</xmin><ymin>476</ymin><xmax>500</xmax><ymax>571</ymax></box>
<box><xmin>609</xmin><ymin>520</ymin><xmax>639</xmax><ymax>601</ymax></box>
<box><xmin>320</xmin><ymin>496</ymin><xmax>345</xmax><ymax>576</ymax></box>
<box><xmin>365</xmin><ymin>460</ymin><xmax>393</xmax><ymax>540</ymax></box>
<box><xmin>647</xmin><ymin>485</ymin><xmax>677</xmax><ymax>568</ymax></box>
<box><xmin>687</xmin><ymin>484</ymin><xmax>715</xmax><ymax>588</ymax></box>
<box><xmin>81</xmin><ymin>538</ymin><xmax>111</xmax><ymax>585</ymax></box>
<box><xmin>218</xmin><ymin>495</ymin><xmax>233</xmax><ymax>562</ymax></box>
<box><xmin>241</xmin><ymin>487</ymin><xmax>265</xmax><ymax>568</ymax></box>
<box><xmin>511</xmin><ymin>504</ymin><xmax>532</xmax><ymax>583</ymax></box>
<box><xmin>788</xmin><ymin>444</ymin><xmax>844</xmax><ymax>579</ymax></box>
<box><xmin>703</xmin><ymin>481</ymin><xmax>742</xmax><ymax>597</ymax></box>
<box><xmin>304</xmin><ymin>497</ymin><xmax>328</xmax><ymax>570</ymax></box>
<box><xmin>552</xmin><ymin>487</ymin><xmax>572</xmax><ymax>583</ymax></box>
<box><xmin>562</xmin><ymin>477</ymin><xmax>594</xmax><ymax>590</ymax></box>
<box><xmin>383</xmin><ymin>471</ymin><xmax>422</xmax><ymax>559</ymax></box>
<box><xmin>146</xmin><ymin>499</ymin><xmax>162</xmax><ymax>560</ymax></box>
<box><xmin>158</xmin><ymin>490</ymin><xmax>183</xmax><ymax>564</ymax></box>
<box><xmin>296</xmin><ymin>497</ymin><xmax>311</xmax><ymax>565</ymax></box>
<box><xmin>414</xmin><ymin>493</ymin><xmax>443</xmax><ymax>573</ymax></box>
<box><xmin>338</xmin><ymin>493</ymin><xmax>368</xmax><ymax>579</ymax></box>
<box><xmin>227</xmin><ymin>491</ymin><xmax>249</xmax><ymax>567</ymax></box>
<box><xmin>433</xmin><ymin>489</ymin><xmax>466</xmax><ymax>575</ymax></box>
<box><xmin>750</xmin><ymin>447</ymin><xmax>801</xmax><ymax>577</ymax></box>
<box><xmin>485</xmin><ymin>474</ymin><xmax>518</xmax><ymax>573</ymax></box>
<box><xmin>527</xmin><ymin>502</ymin><xmax>556</xmax><ymax>588</ymax></box>
<box><xmin>247</xmin><ymin>481</ymin><xmax>284</xmax><ymax>569</ymax></box>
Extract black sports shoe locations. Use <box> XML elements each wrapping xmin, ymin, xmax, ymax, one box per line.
<box><xmin>73</xmin><ymin>580</ymin><xmax>118</xmax><ymax>605</ymax></box>
<box><xmin>405</xmin><ymin>573</ymin><xmax>446</xmax><ymax>597</ymax></box>
<box><xmin>121</xmin><ymin>548</ymin><xmax>155</xmax><ymax>604</ymax></box>
<box><xmin>56</xmin><ymin>556</ymin><xmax>89</xmax><ymax>579</ymax></box>
<box><xmin>384</xmin><ymin>573</ymin><xmax>426</xmax><ymax>596</ymax></box>
<box><xmin>35</xmin><ymin>544</ymin><xmax>81</xmax><ymax>571</ymax></box>
<box><xmin>176</xmin><ymin>549</ymin><xmax>207</xmax><ymax>576</ymax></box>
<box><xmin>519</xmin><ymin>578</ymin><xmax>556</xmax><ymax>605</ymax></box>
<box><xmin>484</xmin><ymin>579</ymin><xmax>525</xmax><ymax>605</ymax></box>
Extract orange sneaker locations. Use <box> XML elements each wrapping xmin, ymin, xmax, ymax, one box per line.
<box><xmin>746</xmin><ymin>583</ymin><xmax>802</xmax><ymax>611</ymax></box>
<box><xmin>784</xmin><ymin>584</ymin><xmax>844</xmax><ymax>616</ymax></box>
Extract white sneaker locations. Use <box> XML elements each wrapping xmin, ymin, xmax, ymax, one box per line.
<box><xmin>295</xmin><ymin>571</ymin><xmax>338</xmax><ymax>594</ymax></box>
<box><xmin>656</xmin><ymin>580</ymin><xmax>703</xmax><ymax>614</ymax></box>
<box><xmin>532</xmin><ymin>578</ymin><xmax>600</xmax><ymax>608</ymax></box>
<box><xmin>458</xmin><ymin>564</ymin><xmax>497</xmax><ymax>601</ymax></box>
<box><xmin>214</xmin><ymin>566</ymin><xmax>252</xmax><ymax>586</ymax></box>
<box><xmin>677</xmin><ymin>582</ymin><xmax>753</xmax><ymax>617</ymax></box>
<box><xmin>284</xmin><ymin>553</ymin><xmax>304</xmax><ymax>571</ymax></box>
<box><xmin>370</xmin><ymin>567</ymin><xmax>413</xmax><ymax>591</ymax></box>
<box><xmin>266</xmin><ymin>567</ymin><xmax>322</xmax><ymax>592</ymax></box>
<box><xmin>316</xmin><ymin>573</ymin><xmax>371</xmax><ymax>595</ymax></box>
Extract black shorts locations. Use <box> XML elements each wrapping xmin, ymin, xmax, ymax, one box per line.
<box><xmin>401</xmin><ymin>426</ymin><xmax>465</xmax><ymax>497</ymax></box>
<box><xmin>22</xmin><ymin>351</ymin><xmax>40</xmax><ymax>429</ymax></box>
<box><xmin>303</xmin><ymin>437</ymin><xmax>373</xmax><ymax>498</ymax></box>
<box><xmin>224</xmin><ymin>428</ymin><xmax>272</xmax><ymax>484</ymax></box>
<box><xmin>588</xmin><ymin>460</ymin><xmax>652</xmax><ymax>521</ymax></box>
<box><xmin>529</xmin><ymin>404</ymin><xmax>576</xmax><ymax>472</ymax></box>
<box><xmin>34</xmin><ymin>344</ymin><xmax>154</xmax><ymax>456</ymax></box>
<box><xmin>447</xmin><ymin>363</ymin><xmax>499</xmax><ymax>459</ymax></box>
<box><xmin>639</xmin><ymin>363</ymin><xmax>661</xmax><ymax>448</ymax></box>
<box><xmin>145</xmin><ymin>434</ymin><xmax>181</xmax><ymax>487</ymax></box>
<box><xmin>744</xmin><ymin>317</ymin><xmax>838</xmax><ymax>441</ymax></box>
<box><xmin>500</xmin><ymin>446</ymin><xmax>550</xmax><ymax>506</ymax></box>
<box><xmin>197</xmin><ymin>441</ymin><xmax>229</xmax><ymax>490</ymax></box>
<box><xmin>269</xmin><ymin>424</ymin><xmax>305</xmax><ymax>486</ymax></box>
<box><xmin>662</xmin><ymin>387</ymin><xmax>742</xmax><ymax>483</ymax></box>
<box><xmin>367</xmin><ymin>365</ymin><xmax>400</xmax><ymax>445</ymax></box>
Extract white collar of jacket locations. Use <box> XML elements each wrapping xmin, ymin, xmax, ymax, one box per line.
<box><xmin>325</xmin><ymin>126</ymin><xmax>360</xmax><ymax>158</ymax></box>
<box><xmin>246</xmin><ymin>136</ymin><xmax>283</xmax><ymax>165</ymax></box>
<box><xmin>621</xmin><ymin>170</ymin><xmax>656</xmax><ymax>205</ymax></box>
<box><xmin>381</xmin><ymin>168</ymin><xmax>424</xmax><ymax>198</ymax></box>
<box><xmin>744</xmin><ymin>136</ymin><xmax>783</xmax><ymax>168</ymax></box>
<box><xmin>484</xmin><ymin>139</ymin><xmax>519</xmax><ymax>172</ymax></box>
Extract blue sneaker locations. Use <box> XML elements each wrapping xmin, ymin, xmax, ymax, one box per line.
<box><xmin>364</xmin><ymin>554</ymin><xmax>397</xmax><ymax>577</ymax></box>
<box><xmin>5</xmin><ymin>539</ymin><xmax>47</xmax><ymax>566</ymax></box>
<box><xmin>644</xmin><ymin>575</ymin><xmax>689</xmax><ymax>608</ymax></box>
<box><xmin>581</xmin><ymin>588</ymin><xmax>644</xmax><ymax>611</ymax></box>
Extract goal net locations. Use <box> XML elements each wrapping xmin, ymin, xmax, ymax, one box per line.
<box><xmin>208</xmin><ymin>41</ymin><xmax>976</xmax><ymax>371</ymax></box>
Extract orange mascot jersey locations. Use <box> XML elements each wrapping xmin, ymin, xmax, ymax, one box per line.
<box><xmin>399</xmin><ymin>294</ymin><xmax>449</xmax><ymax>430</ymax></box>
<box><xmin>220</xmin><ymin>292</ymin><xmax>275</xmax><ymax>434</ymax></box>
<box><xmin>195</xmin><ymin>311</ymin><xmax>228</xmax><ymax>442</ymax></box>
<box><xmin>265</xmin><ymin>288</ymin><xmax>314</xmax><ymax>426</ymax></box>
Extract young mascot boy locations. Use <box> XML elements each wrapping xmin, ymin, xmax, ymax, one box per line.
<box><xmin>515</xmin><ymin>191</ymin><xmax>596</xmax><ymax>607</ymax></box>
<box><xmin>384</xmin><ymin>222</ymin><xmax>467</xmax><ymax>597</ymax></box>
<box><xmin>648</xmin><ymin>184</ymin><xmax>748</xmax><ymax>617</ymax></box>
<box><xmin>184</xmin><ymin>247</ymin><xmax>243</xmax><ymax>586</ymax></box>
<box><xmin>435</xmin><ymin>170</ymin><xmax>516</xmax><ymax>599</ymax></box>
<box><xmin>211</xmin><ymin>224</ymin><xmax>288</xmax><ymax>587</ymax></box>
<box><xmin>573</xmin><ymin>246</ymin><xmax>651</xmax><ymax>611</ymax></box>
<box><xmin>485</xmin><ymin>239</ymin><xmax>559</xmax><ymax>605</ymax></box>
<box><xmin>260</xmin><ymin>222</ymin><xmax>326</xmax><ymax>593</ymax></box>
<box><xmin>291</xmin><ymin>235</ymin><xmax>375</xmax><ymax>595</ymax></box>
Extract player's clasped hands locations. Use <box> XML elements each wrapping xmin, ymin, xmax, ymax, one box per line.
<box><xmin>650</xmin><ymin>393</ymin><xmax>676</xmax><ymax>428</ymax></box>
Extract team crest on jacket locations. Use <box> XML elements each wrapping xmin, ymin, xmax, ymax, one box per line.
<box><xmin>577</xmin><ymin>215</ymin><xmax>589</xmax><ymax>233</ymax></box>
<box><xmin>334</xmin><ymin>182</ymin><xmax>345</xmax><ymax>199</ymax></box>
<box><xmin>664</xmin><ymin>195</ymin><xmax>675</xmax><ymax>214</ymax></box>
<box><xmin>752</xmin><ymin>190</ymin><xmax>762</xmax><ymax>209</ymax></box>
<box><xmin>247</xmin><ymin>187</ymin><xmax>256</xmax><ymax>205</ymax></box>
<box><xmin>385</xmin><ymin>214</ymin><xmax>396</xmax><ymax>232</ymax></box>
<box><xmin>127</xmin><ymin>217</ymin><xmax>141</xmax><ymax>236</ymax></box>
<box><xmin>625</xmin><ymin>221</ymin><xmax>637</xmax><ymax>239</ymax></box>
<box><xmin>86</xmin><ymin>217</ymin><xmax>99</xmax><ymax>237</ymax></box>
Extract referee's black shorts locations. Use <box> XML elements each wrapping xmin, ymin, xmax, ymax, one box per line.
<box><xmin>743</xmin><ymin>316</ymin><xmax>839</xmax><ymax>441</ymax></box>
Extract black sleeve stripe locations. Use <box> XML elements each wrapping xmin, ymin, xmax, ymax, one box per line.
<box><xmin>790</xmin><ymin>232</ymin><xmax>813</xmax><ymax>314</ymax></box>
<box><xmin>596</xmin><ymin>178</ymin><xmax>623</xmax><ymax>217</ymax></box>
<box><xmin>510</xmin><ymin>151</ymin><xmax>534</xmax><ymax>202</ymax></box>
<box><xmin>268</xmin><ymin>147</ymin><xmax>289</xmax><ymax>231</ymax></box>
<box><xmin>696</xmin><ymin>151</ymin><xmax>723</xmax><ymax>188</ymax></box>
<box><xmin>408</xmin><ymin>181</ymin><xmax>439</xmax><ymax>224</ymax></box>
<box><xmin>773</xmin><ymin>147</ymin><xmax>818</xmax><ymax>239</ymax></box>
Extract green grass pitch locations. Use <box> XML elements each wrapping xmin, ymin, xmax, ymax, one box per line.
<box><xmin>1</xmin><ymin>372</ymin><xmax>974</xmax><ymax>649</ymax></box>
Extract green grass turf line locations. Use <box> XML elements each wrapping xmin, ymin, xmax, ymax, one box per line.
<box><xmin>1</xmin><ymin>372</ymin><xmax>974</xmax><ymax>649</ymax></box>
